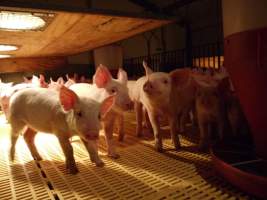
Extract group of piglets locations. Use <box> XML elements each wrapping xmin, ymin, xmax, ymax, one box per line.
<box><xmin>127</xmin><ymin>61</ymin><xmax>250</xmax><ymax>152</ymax></box>
<box><xmin>0</xmin><ymin>62</ymin><xmax>249</xmax><ymax>174</ymax></box>
<box><xmin>0</xmin><ymin>67</ymin><xmax>132</xmax><ymax>174</ymax></box>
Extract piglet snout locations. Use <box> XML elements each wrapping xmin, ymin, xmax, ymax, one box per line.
<box><xmin>143</xmin><ymin>81</ymin><xmax>153</xmax><ymax>94</ymax></box>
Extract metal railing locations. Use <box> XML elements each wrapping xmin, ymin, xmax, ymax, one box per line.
<box><xmin>123</xmin><ymin>42</ymin><xmax>223</xmax><ymax>78</ymax></box>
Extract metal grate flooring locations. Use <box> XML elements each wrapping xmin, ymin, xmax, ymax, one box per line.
<box><xmin>0</xmin><ymin>112</ymin><xmax>257</xmax><ymax>200</ymax></box>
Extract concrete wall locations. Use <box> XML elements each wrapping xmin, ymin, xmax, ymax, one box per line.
<box><xmin>93</xmin><ymin>45</ymin><xmax>123</xmax><ymax>69</ymax></box>
<box><xmin>185</xmin><ymin>0</ymin><xmax>222</xmax><ymax>46</ymax></box>
<box><xmin>121</xmin><ymin>24</ymin><xmax>185</xmax><ymax>59</ymax></box>
<box><xmin>223</xmin><ymin>0</ymin><xmax>267</xmax><ymax>37</ymax></box>
<box><xmin>68</xmin><ymin>52</ymin><xmax>93</xmax><ymax>64</ymax></box>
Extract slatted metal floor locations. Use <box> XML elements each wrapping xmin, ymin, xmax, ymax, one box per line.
<box><xmin>0</xmin><ymin>112</ymin><xmax>256</xmax><ymax>200</ymax></box>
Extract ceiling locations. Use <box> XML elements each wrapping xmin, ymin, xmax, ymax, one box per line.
<box><xmin>0</xmin><ymin>7</ymin><xmax>171</xmax><ymax>58</ymax></box>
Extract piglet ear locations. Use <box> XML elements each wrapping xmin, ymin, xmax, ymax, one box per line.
<box><xmin>50</xmin><ymin>77</ymin><xmax>55</xmax><ymax>83</ymax></box>
<box><xmin>57</xmin><ymin>77</ymin><xmax>65</xmax><ymax>85</ymax></box>
<box><xmin>31</xmin><ymin>75</ymin><xmax>39</xmax><ymax>84</ymax></box>
<box><xmin>117</xmin><ymin>68</ymin><xmax>128</xmax><ymax>84</ymax></box>
<box><xmin>23</xmin><ymin>76</ymin><xmax>31</xmax><ymax>83</ymax></box>
<box><xmin>73</xmin><ymin>73</ymin><xmax>79</xmax><ymax>82</ymax></box>
<box><xmin>59</xmin><ymin>85</ymin><xmax>79</xmax><ymax>111</ymax></box>
<box><xmin>80</xmin><ymin>75</ymin><xmax>86</xmax><ymax>83</ymax></box>
<box><xmin>39</xmin><ymin>74</ymin><xmax>45</xmax><ymax>80</ymax></box>
<box><xmin>39</xmin><ymin>74</ymin><xmax>48</xmax><ymax>88</ymax></box>
<box><xmin>93</xmin><ymin>64</ymin><xmax>112</xmax><ymax>88</ymax></box>
<box><xmin>100</xmin><ymin>95</ymin><xmax>115</xmax><ymax>117</ymax></box>
<box><xmin>143</xmin><ymin>61</ymin><xmax>153</xmax><ymax>76</ymax></box>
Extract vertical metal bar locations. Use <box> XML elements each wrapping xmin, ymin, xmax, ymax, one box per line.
<box><xmin>217</xmin><ymin>42</ymin><xmax>221</xmax><ymax>70</ymax></box>
<box><xmin>208</xmin><ymin>44</ymin><xmax>211</xmax><ymax>69</ymax></box>
<box><xmin>215</xmin><ymin>44</ymin><xmax>217</xmax><ymax>69</ymax></box>
<box><xmin>197</xmin><ymin>46</ymin><xmax>200</xmax><ymax>69</ymax></box>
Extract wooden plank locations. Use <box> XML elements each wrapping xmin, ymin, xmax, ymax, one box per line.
<box><xmin>0</xmin><ymin>2</ymin><xmax>170</xmax><ymax>19</ymax></box>
<box><xmin>0</xmin><ymin>6</ymin><xmax>172</xmax><ymax>73</ymax></box>
<box><xmin>0</xmin><ymin>57</ymin><xmax>67</xmax><ymax>73</ymax></box>
<box><xmin>0</xmin><ymin>11</ymin><xmax>171</xmax><ymax>58</ymax></box>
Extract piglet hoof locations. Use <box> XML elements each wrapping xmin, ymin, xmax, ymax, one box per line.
<box><xmin>174</xmin><ymin>142</ymin><xmax>181</xmax><ymax>150</ymax></box>
<box><xmin>155</xmin><ymin>143</ymin><xmax>163</xmax><ymax>153</ymax></box>
<box><xmin>108</xmin><ymin>153</ymin><xmax>120</xmax><ymax>159</ymax></box>
<box><xmin>197</xmin><ymin>144</ymin><xmax>209</xmax><ymax>152</ymax></box>
<box><xmin>136</xmin><ymin>133</ymin><xmax>143</xmax><ymax>138</ymax></box>
<box><xmin>155</xmin><ymin>147</ymin><xmax>163</xmax><ymax>153</ymax></box>
<box><xmin>95</xmin><ymin>160</ymin><xmax>105</xmax><ymax>167</ymax></box>
<box><xmin>118</xmin><ymin>135</ymin><xmax>124</xmax><ymax>142</ymax></box>
<box><xmin>90</xmin><ymin>157</ymin><xmax>96</xmax><ymax>163</ymax></box>
<box><xmin>69</xmin><ymin>167</ymin><xmax>79</xmax><ymax>175</ymax></box>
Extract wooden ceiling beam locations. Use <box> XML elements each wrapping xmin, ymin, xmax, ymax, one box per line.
<box><xmin>128</xmin><ymin>0</ymin><xmax>201</xmax><ymax>26</ymax></box>
<box><xmin>0</xmin><ymin>1</ymin><xmax>169</xmax><ymax>20</ymax></box>
<box><xmin>127</xmin><ymin>0</ymin><xmax>162</xmax><ymax>13</ymax></box>
<box><xmin>163</xmin><ymin>0</ymin><xmax>201</xmax><ymax>12</ymax></box>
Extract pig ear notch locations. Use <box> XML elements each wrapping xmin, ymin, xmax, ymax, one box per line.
<box><xmin>59</xmin><ymin>85</ymin><xmax>79</xmax><ymax>111</ymax></box>
<box><xmin>93</xmin><ymin>64</ymin><xmax>112</xmax><ymax>88</ymax></box>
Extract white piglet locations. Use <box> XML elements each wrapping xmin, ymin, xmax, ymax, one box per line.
<box><xmin>70</xmin><ymin>65</ymin><xmax>132</xmax><ymax>158</ymax></box>
<box><xmin>8</xmin><ymin>86</ymin><xmax>114</xmax><ymax>174</ymax></box>
<box><xmin>130</xmin><ymin>61</ymin><xmax>180</xmax><ymax>152</ymax></box>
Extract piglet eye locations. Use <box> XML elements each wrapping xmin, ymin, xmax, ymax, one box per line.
<box><xmin>98</xmin><ymin>113</ymin><xmax>101</xmax><ymax>120</ymax></box>
<box><xmin>110</xmin><ymin>87</ymin><xmax>117</xmax><ymax>94</ymax></box>
<box><xmin>76</xmin><ymin>111</ymin><xmax>82</xmax><ymax>117</ymax></box>
<box><xmin>163</xmin><ymin>79</ymin><xmax>168</xmax><ymax>84</ymax></box>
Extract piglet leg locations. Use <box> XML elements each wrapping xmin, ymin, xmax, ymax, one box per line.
<box><xmin>198</xmin><ymin>121</ymin><xmax>209</xmax><ymax>151</ymax></box>
<box><xmin>217</xmin><ymin>119</ymin><xmax>224</xmax><ymax>140</ymax></box>
<box><xmin>135</xmin><ymin>102</ymin><xmax>143</xmax><ymax>137</ymax></box>
<box><xmin>144</xmin><ymin>109</ymin><xmax>153</xmax><ymax>132</ymax></box>
<box><xmin>147</xmin><ymin>110</ymin><xmax>162</xmax><ymax>152</ymax></box>
<box><xmin>169</xmin><ymin>114</ymin><xmax>181</xmax><ymax>150</ymax></box>
<box><xmin>103</xmin><ymin>116</ymin><xmax>120</xmax><ymax>159</ymax></box>
<box><xmin>180</xmin><ymin>109</ymin><xmax>191</xmax><ymax>133</ymax></box>
<box><xmin>117</xmin><ymin>113</ymin><xmax>125</xmax><ymax>142</ymax></box>
<box><xmin>23</xmin><ymin>128</ymin><xmax>42</xmax><ymax>161</ymax></box>
<box><xmin>82</xmin><ymin>139</ymin><xmax>104</xmax><ymax>166</ymax></box>
<box><xmin>9</xmin><ymin>121</ymin><xmax>25</xmax><ymax>161</ymax></box>
<box><xmin>58</xmin><ymin>136</ymin><xmax>78</xmax><ymax>174</ymax></box>
<box><xmin>10</xmin><ymin>134</ymin><xmax>19</xmax><ymax>161</ymax></box>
